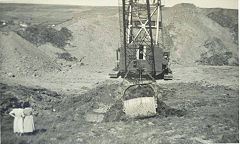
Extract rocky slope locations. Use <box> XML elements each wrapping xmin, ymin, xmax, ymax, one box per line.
<box><xmin>0</xmin><ymin>3</ymin><xmax>238</xmax><ymax>73</ymax></box>
<box><xmin>162</xmin><ymin>4</ymin><xmax>238</xmax><ymax>65</ymax></box>
<box><xmin>0</xmin><ymin>32</ymin><xmax>62</xmax><ymax>77</ymax></box>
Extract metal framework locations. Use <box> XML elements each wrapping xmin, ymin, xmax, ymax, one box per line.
<box><xmin>119</xmin><ymin>0</ymin><xmax>164</xmax><ymax>75</ymax></box>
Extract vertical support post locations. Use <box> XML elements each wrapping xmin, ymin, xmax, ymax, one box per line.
<box><xmin>116</xmin><ymin>49</ymin><xmax>120</xmax><ymax>68</ymax></box>
<box><xmin>155</xmin><ymin>1</ymin><xmax>160</xmax><ymax>45</ymax></box>
<box><xmin>116</xmin><ymin>49</ymin><xmax>119</xmax><ymax>60</ymax></box>
<box><xmin>127</xmin><ymin>1</ymin><xmax>132</xmax><ymax>44</ymax></box>
<box><xmin>160</xmin><ymin>0</ymin><xmax>164</xmax><ymax>46</ymax></box>
<box><xmin>122</xmin><ymin>0</ymin><xmax>127</xmax><ymax>72</ymax></box>
<box><xmin>146</xmin><ymin>0</ymin><xmax>156</xmax><ymax>75</ymax></box>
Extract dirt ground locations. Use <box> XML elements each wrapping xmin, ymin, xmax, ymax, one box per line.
<box><xmin>0</xmin><ymin>3</ymin><xmax>239</xmax><ymax>144</ymax></box>
<box><xmin>1</xmin><ymin>65</ymin><xmax>239</xmax><ymax>144</ymax></box>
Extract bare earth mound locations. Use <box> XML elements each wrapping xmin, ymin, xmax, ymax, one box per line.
<box><xmin>163</xmin><ymin>4</ymin><xmax>238</xmax><ymax>66</ymax></box>
<box><xmin>0</xmin><ymin>32</ymin><xmax>61</xmax><ymax>77</ymax></box>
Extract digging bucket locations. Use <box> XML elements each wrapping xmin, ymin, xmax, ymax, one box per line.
<box><xmin>122</xmin><ymin>83</ymin><xmax>157</xmax><ymax>118</ymax></box>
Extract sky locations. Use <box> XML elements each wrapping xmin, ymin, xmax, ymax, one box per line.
<box><xmin>0</xmin><ymin>0</ymin><xmax>238</xmax><ymax>9</ymax></box>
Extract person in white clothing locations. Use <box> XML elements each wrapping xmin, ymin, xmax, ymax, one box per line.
<box><xmin>9</xmin><ymin>108</ymin><xmax>24</xmax><ymax>135</ymax></box>
<box><xmin>23</xmin><ymin>101</ymin><xmax>35</xmax><ymax>133</ymax></box>
<box><xmin>9</xmin><ymin>101</ymin><xmax>35</xmax><ymax>135</ymax></box>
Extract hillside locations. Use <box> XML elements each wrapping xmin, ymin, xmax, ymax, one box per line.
<box><xmin>0</xmin><ymin>3</ymin><xmax>238</xmax><ymax>71</ymax></box>
<box><xmin>0</xmin><ymin>32</ymin><xmax>61</xmax><ymax>77</ymax></box>
<box><xmin>162</xmin><ymin>4</ymin><xmax>238</xmax><ymax>65</ymax></box>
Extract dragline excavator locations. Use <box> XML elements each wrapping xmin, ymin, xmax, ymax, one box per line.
<box><xmin>110</xmin><ymin>0</ymin><xmax>172</xmax><ymax>118</ymax></box>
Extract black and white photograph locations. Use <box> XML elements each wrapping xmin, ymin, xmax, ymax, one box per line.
<box><xmin>0</xmin><ymin>0</ymin><xmax>239</xmax><ymax>143</ymax></box>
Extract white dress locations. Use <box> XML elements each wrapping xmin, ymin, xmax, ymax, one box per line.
<box><xmin>9</xmin><ymin>108</ymin><xmax>24</xmax><ymax>133</ymax></box>
<box><xmin>23</xmin><ymin>108</ymin><xmax>35</xmax><ymax>133</ymax></box>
